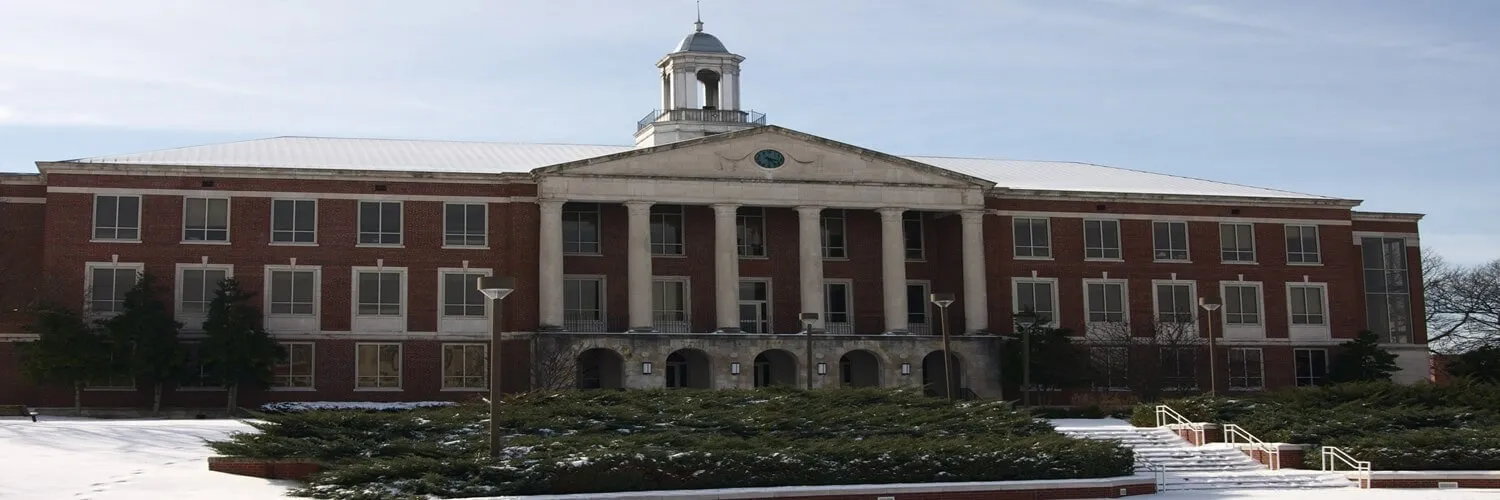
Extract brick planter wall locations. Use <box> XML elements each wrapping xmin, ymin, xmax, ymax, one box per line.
<box><xmin>1230</xmin><ymin>443</ymin><xmax>1311</xmax><ymax>470</ymax></box>
<box><xmin>207</xmin><ymin>456</ymin><xmax>321</xmax><ymax>481</ymax></box>
<box><xmin>1366</xmin><ymin>472</ymin><xmax>1500</xmax><ymax>489</ymax></box>
<box><xmin>471</xmin><ymin>476</ymin><xmax>1158</xmax><ymax>500</ymax></box>
<box><xmin>1170</xmin><ymin>423</ymin><xmax>1220</xmax><ymax>446</ymax></box>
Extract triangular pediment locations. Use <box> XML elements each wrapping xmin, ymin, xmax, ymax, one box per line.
<box><xmin>535</xmin><ymin>126</ymin><xmax>993</xmax><ymax>188</ymax></box>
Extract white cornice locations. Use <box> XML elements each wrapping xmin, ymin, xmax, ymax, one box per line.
<box><xmin>47</xmin><ymin>186</ymin><xmax>536</xmax><ymax>204</ymax></box>
<box><xmin>988</xmin><ymin>189</ymin><xmax>1362</xmax><ymax>209</ymax></box>
<box><xmin>38</xmin><ymin>162</ymin><xmax>534</xmax><ymax>186</ymax></box>
<box><xmin>0</xmin><ymin>175</ymin><xmax>44</xmax><ymax>185</ymax></box>
<box><xmin>990</xmin><ymin>210</ymin><xmax>1352</xmax><ymax>226</ymax></box>
<box><xmin>1351</xmin><ymin>211</ymin><xmax>1424</xmax><ymax>222</ymax></box>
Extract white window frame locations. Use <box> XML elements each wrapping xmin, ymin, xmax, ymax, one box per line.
<box><xmin>1012</xmin><ymin>277</ymin><xmax>1060</xmax><ymax>328</ymax></box>
<box><xmin>269</xmin><ymin>199</ymin><xmax>318</xmax><ymax>246</ymax></box>
<box><xmin>181</xmin><ymin>196</ymin><xmax>231</xmax><ymax>244</ymax></box>
<box><xmin>821</xmin><ymin>209</ymin><xmax>847</xmax><ymax>260</ymax></box>
<box><xmin>653</xmin><ymin>276</ymin><xmax>691</xmax><ymax>332</ymax></box>
<box><xmin>1293</xmin><ymin>348</ymin><xmax>1329</xmax><ymax>387</ymax></box>
<box><xmin>84</xmin><ymin>261</ymin><xmax>145</xmax><ymax>317</ymax></box>
<box><xmin>650</xmin><ymin>205</ymin><xmax>686</xmax><ymax>256</ymax></box>
<box><xmin>739</xmin><ymin>278</ymin><xmax>772</xmax><ymax>334</ymax></box>
<box><xmin>1083</xmin><ymin>278</ymin><xmax>1128</xmax><ymax>333</ymax></box>
<box><xmin>1219</xmin><ymin>223</ymin><xmax>1257</xmax><ymax>264</ymax></box>
<box><xmin>1152</xmin><ymin>221</ymin><xmax>1191</xmax><ymax>262</ymax></box>
<box><xmin>270</xmin><ymin>342</ymin><xmax>316</xmax><ymax>390</ymax></box>
<box><xmin>437</xmin><ymin>267</ymin><xmax>492</xmax><ymax>334</ymax></box>
<box><xmin>562</xmin><ymin>202</ymin><xmax>602</xmax><ymax>255</ymax></box>
<box><xmin>1151</xmin><ymin>280</ymin><xmax>1198</xmax><ymax>328</ymax></box>
<box><xmin>263</xmin><ymin>265</ymin><xmax>321</xmax><ymax>333</ymax></box>
<box><xmin>442</xmin><ymin>202</ymin><xmax>489</xmax><ymax>248</ymax></box>
<box><xmin>1219</xmin><ymin>281</ymin><xmax>1265</xmax><ymax>339</ymax></box>
<box><xmin>440</xmin><ymin>343</ymin><xmax>488</xmax><ymax>391</ymax></box>
<box><xmin>1287</xmin><ymin>282</ymin><xmax>1331</xmax><ymax>340</ymax></box>
<box><xmin>736</xmin><ymin>206</ymin><xmax>767</xmax><ymax>258</ymax></box>
<box><xmin>824</xmin><ymin>279</ymin><xmax>853</xmax><ymax>334</ymax></box>
<box><xmin>1161</xmin><ymin>347</ymin><xmax>1199</xmax><ymax>391</ymax></box>
<box><xmin>1013</xmin><ymin>217</ymin><xmax>1053</xmax><ymax>259</ymax></box>
<box><xmin>351</xmin><ymin>266</ymin><xmax>407</xmax><ymax>333</ymax></box>
<box><xmin>1285</xmin><ymin>224</ymin><xmax>1322</xmax><ymax>265</ymax></box>
<box><xmin>92</xmin><ymin>194</ymin><xmax>142</xmax><ymax>243</ymax></box>
<box><xmin>906</xmin><ymin>280</ymin><xmax>932</xmax><ymax>334</ymax></box>
<box><xmin>903</xmin><ymin>211</ymin><xmax>925</xmax><ymax>261</ymax></box>
<box><xmin>354</xmin><ymin>342</ymin><xmax>402</xmax><ymax>390</ymax></box>
<box><xmin>356</xmin><ymin>200</ymin><xmax>404</xmax><ymax>247</ymax></box>
<box><xmin>563</xmin><ymin>275</ymin><xmax>607</xmax><ymax>332</ymax></box>
<box><xmin>1227</xmin><ymin>347</ymin><xmax>1265</xmax><ymax>391</ymax></box>
<box><xmin>174</xmin><ymin>263</ymin><xmax>234</xmax><ymax>331</ymax></box>
<box><xmin>1083</xmin><ymin>219</ymin><xmax>1123</xmax><ymax>261</ymax></box>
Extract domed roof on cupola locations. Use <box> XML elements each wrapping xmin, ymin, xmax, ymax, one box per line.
<box><xmin>673</xmin><ymin>19</ymin><xmax>729</xmax><ymax>54</ymax></box>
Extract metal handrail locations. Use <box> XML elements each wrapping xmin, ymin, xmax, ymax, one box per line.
<box><xmin>1223</xmin><ymin>424</ymin><xmax>1281</xmax><ymax>470</ymax></box>
<box><xmin>1136</xmin><ymin>457</ymin><xmax>1167</xmax><ymax>489</ymax></box>
<box><xmin>1321</xmin><ymin>446</ymin><xmax>1372</xmax><ymax>489</ymax></box>
<box><xmin>1154</xmin><ymin>405</ymin><xmax>1205</xmax><ymax>445</ymax></box>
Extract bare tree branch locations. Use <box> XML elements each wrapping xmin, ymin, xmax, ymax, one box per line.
<box><xmin>529</xmin><ymin>336</ymin><xmax>584</xmax><ymax>391</ymax></box>
<box><xmin>1425</xmin><ymin>250</ymin><xmax>1500</xmax><ymax>353</ymax></box>
<box><xmin>1084</xmin><ymin>318</ymin><xmax>1207</xmax><ymax>402</ymax></box>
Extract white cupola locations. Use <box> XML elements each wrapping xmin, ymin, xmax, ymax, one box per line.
<box><xmin>634</xmin><ymin>18</ymin><xmax>765</xmax><ymax>147</ymax></box>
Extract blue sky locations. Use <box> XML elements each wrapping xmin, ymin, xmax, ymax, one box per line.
<box><xmin>1</xmin><ymin>0</ymin><xmax>1495</xmax><ymax>264</ymax></box>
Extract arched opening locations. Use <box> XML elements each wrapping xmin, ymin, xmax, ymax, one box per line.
<box><xmin>753</xmin><ymin>349</ymin><xmax>798</xmax><ymax>387</ymax></box>
<box><xmin>696</xmin><ymin>69</ymin><xmax>721</xmax><ymax>110</ymax></box>
<box><xmin>576</xmin><ymin>348</ymin><xmax>624</xmax><ymax>390</ymax></box>
<box><xmin>921</xmin><ymin>351</ymin><xmax>963</xmax><ymax>398</ymax></box>
<box><xmin>839</xmin><ymin>350</ymin><xmax>882</xmax><ymax>388</ymax></box>
<box><xmin>665</xmin><ymin>349</ymin><xmax>712</xmax><ymax>389</ymax></box>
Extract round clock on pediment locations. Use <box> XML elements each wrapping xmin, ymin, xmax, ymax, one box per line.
<box><xmin>753</xmin><ymin>149</ymin><xmax>785</xmax><ymax>169</ymax></box>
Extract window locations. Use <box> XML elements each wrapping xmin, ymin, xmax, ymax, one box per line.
<box><xmin>1220</xmin><ymin>223</ymin><xmax>1256</xmax><ymax>262</ymax></box>
<box><xmin>564</xmin><ymin>277</ymin><xmax>605</xmax><ymax>332</ymax></box>
<box><xmin>737</xmin><ymin>207</ymin><xmax>766</xmax><ymax>257</ymax></box>
<box><xmin>1228</xmin><ymin>348</ymin><xmax>1264</xmax><ymax>390</ymax></box>
<box><xmin>93</xmin><ymin>195</ymin><xmax>141</xmax><ymax>241</ymax></box>
<box><xmin>441</xmin><ymin>344</ymin><xmax>487</xmax><ymax>389</ymax></box>
<box><xmin>356</xmin><ymin>270</ymin><xmax>403</xmax><ymax>316</ymax></box>
<box><xmin>906</xmin><ymin>282</ymin><xmax>930</xmax><ymax>334</ymax></box>
<box><xmin>88</xmin><ymin>264</ymin><xmax>141</xmax><ymax>313</ymax></box>
<box><xmin>653</xmin><ymin>278</ymin><xmax>689</xmax><ymax>332</ymax></box>
<box><xmin>271</xmin><ymin>200</ymin><xmax>316</xmax><ymax>244</ymax></box>
<box><xmin>1222</xmin><ymin>284</ymin><xmax>1262</xmax><ymax>325</ymax></box>
<box><xmin>357</xmin><ymin>201</ymin><xmax>402</xmax><ymax>245</ymax></box>
<box><xmin>444</xmin><ymin>203</ymin><xmax>487</xmax><ymax>247</ymax></box>
<box><xmin>1162</xmin><ymin>348</ymin><xmax>1197</xmax><ymax>389</ymax></box>
<box><xmin>441</xmin><ymin>272</ymin><xmax>487</xmax><ymax>317</ymax></box>
<box><xmin>1013</xmin><ymin>278</ymin><xmax>1058</xmax><ymax>325</ymax></box>
<box><xmin>183</xmin><ymin>197</ymin><xmax>230</xmax><ymax>242</ymax></box>
<box><xmin>87</xmin><ymin>350</ymin><xmax>134</xmax><ymax>389</ymax></box>
<box><xmin>1289</xmin><ymin>284</ymin><xmax>1327</xmax><ymax>325</ymax></box>
<box><xmin>1285</xmin><ymin>225</ymin><xmax>1321</xmax><ymax>264</ymax></box>
<box><xmin>1089</xmin><ymin>346</ymin><xmax>1128</xmax><ymax>390</ymax></box>
<box><xmin>1294</xmin><ymin>348</ymin><xmax>1329</xmax><ymax>387</ymax></box>
<box><xmin>1084</xmin><ymin>219</ymin><xmax>1122</xmax><ymax>260</ymax></box>
<box><xmin>825</xmin><ymin>281</ymin><xmax>852</xmax><ymax>334</ymax></box>
<box><xmin>178</xmin><ymin>343</ymin><xmax>217</xmax><ymax>389</ymax></box>
<box><xmin>179</xmin><ymin>267</ymin><xmax>229</xmax><ymax>316</ymax></box>
<box><xmin>355</xmin><ymin>343</ymin><xmax>402</xmax><ymax>389</ymax></box>
<box><xmin>739</xmin><ymin>280</ymin><xmax>771</xmax><ymax>333</ymax></box>
<box><xmin>903</xmin><ymin>212</ymin><xmax>925</xmax><ymax>260</ymax></box>
<box><xmin>1362</xmin><ymin>237</ymin><xmax>1412</xmax><ymax>343</ymax></box>
<box><xmin>1152</xmin><ymin>221</ymin><xmax>1190</xmax><ymax>261</ymax></box>
<box><xmin>268</xmin><ymin>270</ymin><xmax>316</xmax><ymax>315</ymax></box>
<box><xmin>1085</xmin><ymin>280</ymin><xmax>1126</xmax><ymax>323</ymax></box>
<box><xmin>563</xmin><ymin>203</ymin><xmax>601</xmax><ymax>254</ymax></box>
<box><xmin>272</xmin><ymin>343</ymin><xmax>315</xmax><ymax>389</ymax></box>
<box><xmin>650</xmin><ymin>205</ymin><xmax>685</xmax><ymax>255</ymax></box>
<box><xmin>1013</xmin><ymin>217</ymin><xmax>1052</xmax><ymax>258</ymax></box>
<box><xmin>821</xmin><ymin>209</ymin><xmax>847</xmax><ymax>259</ymax></box>
<box><xmin>1154</xmin><ymin>282</ymin><xmax>1195</xmax><ymax>323</ymax></box>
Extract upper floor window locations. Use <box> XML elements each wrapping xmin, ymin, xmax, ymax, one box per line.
<box><xmin>1152</xmin><ymin>221</ymin><xmax>1190</xmax><ymax>261</ymax></box>
<box><xmin>564</xmin><ymin>277</ymin><xmax>605</xmax><ymax>332</ymax></box>
<box><xmin>821</xmin><ymin>209</ymin><xmax>847</xmax><ymax>259</ymax></box>
<box><xmin>183</xmin><ymin>197</ymin><xmax>230</xmax><ymax>242</ymax></box>
<box><xmin>268</xmin><ymin>269</ymin><xmax>317</xmax><ymax>315</ymax></box>
<box><xmin>355</xmin><ymin>270</ymin><xmax>404</xmax><ymax>316</ymax></box>
<box><xmin>737</xmin><ymin>207</ymin><xmax>766</xmax><ymax>257</ymax></box>
<box><xmin>179</xmin><ymin>267</ymin><xmax>230</xmax><ymax>316</ymax></box>
<box><xmin>1220</xmin><ymin>223</ymin><xmax>1255</xmax><ymax>263</ymax></box>
<box><xmin>1154</xmin><ymin>281</ymin><xmax>1195</xmax><ymax>323</ymax></box>
<box><xmin>1222</xmin><ymin>283</ymin><xmax>1263</xmax><ymax>326</ymax></box>
<box><xmin>1013</xmin><ymin>278</ymin><xmax>1058</xmax><ymax>326</ymax></box>
<box><xmin>1084</xmin><ymin>219</ymin><xmax>1122</xmax><ymax>260</ymax></box>
<box><xmin>1013</xmin><ymin>217</ymin><xmax>1051</xmax><ymax>258</ymax></box>
<box><xmin>271</xmin><ymin>200</ymin><xmax>316</xmax><ymax>244</ymax></box>
<box><xmin>1285</xmin><ymin>225</ymin><xmax>1321</xmax><ymax>264</ymax></box>
<box><xmin>440</xmin><ymin>271</ymin><xmax>487</xmax><ymax>318</ymax></box>
<box><xmin>903</xmin><ymin>211</ymin><xmax>925</xmax><ymax>260</ymax></box>
<box><xmin>1085</xmin><ymin>280</ymin><xmax>1126</xmax><ymax>324</ymax></box>
<box><xmin>444</xmin><ymin>203</ymin><xmax>487</xmax><ymax>247</ymax></box>
<box><xmin>653</xmin><ymin>278</ymin><xmax>690</xmax><ymax>332</ymax></box>
<box><xmin>1362</xmin><ymin>237</ymin><xmax>1411</xmax><ymax>343</ymax></box>
<box><xmin>1289</xmin><ymin>284</ymin><xmax>1327</xmax><ymax>326</ymax></box>
<box><xmin>563</xmin><ymin>203</ymin><xmax>601</xmax><ymax>254</ymax></box>
<box><xmin>358</xmin><ymin>201</ymin><xmax>402</xmax><ymax>246</ymax></box>
<box><xmin>650</xmin><ymin>205</ymin><xmax>685</xmax><ymax>256</ymax></box>
<box><xmin>93</xmin><ymin>195</ymin><xmax>141</xmax><ymax>241</ymax></box>
<box><xmin>87</xmin><ymin>263</ymin><xmax>142</xmax><ymax>314</ymax></box>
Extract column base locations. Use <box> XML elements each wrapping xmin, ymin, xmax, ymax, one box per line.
<box><xmin>627</xmin><ymin>326</ymin><xmax>657</xmax><ymax>333</ymax></box>
<box><xmin>883</xmin><ymin>329</ymin><xmax>911</xmax><ymax>335</ymax></box>
<box><xmin>714</xmin><ymin>327</ymin><xmax>742</xmax><ymax>333</ymax></box>
<box><xmin>537</xmin><ymin>324</ymin><xmax>566</xmax><ymax>333</ymax></box>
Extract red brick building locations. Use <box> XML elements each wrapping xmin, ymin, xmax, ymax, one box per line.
<box><xmin>0</xmin><ymin>24</ymin><xmax>1427</xmax><ymax>410</ymax></box>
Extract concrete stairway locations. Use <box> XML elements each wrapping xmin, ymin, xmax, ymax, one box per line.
<box><xmin>1052</xmin><ymin>420</ymin><xmax>1354</xmax><ymax>491</ymax></box>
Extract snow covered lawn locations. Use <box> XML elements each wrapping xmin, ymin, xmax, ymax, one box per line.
<box><xmin>0</xmin><ymin>416</ymin><xmax>293</xmax><ymax>500</ymax></box>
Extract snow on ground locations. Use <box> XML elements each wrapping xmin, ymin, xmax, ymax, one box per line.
<box><xmin>1050</xmin><ymin>417</ymin><xmax>1135</xmax><ymax>429</ymax></box>
<box><xmin>1148</xmin><ymin>490</ymin><xmax>1500</xmax><ymax>499</ymax></box>
<box><xmin>258</xmin><ymin>400</ymin><xmax>455</xmax><ymax>412</ymax></box>
<box><xmin>0</xmin><ymin>416</ymin><xmax>294</xmax><ymax>500</ymax></box>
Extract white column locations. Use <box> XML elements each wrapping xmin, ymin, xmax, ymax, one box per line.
<box><xmin>960</xmin><ymin>210</ymin><xmax>989</xmax><ymax>333</ymax></box>
<box><xmin>624</xmin><ymin>200</ymin><xmax>655</xmax><ymax>331</ymax></box>
<box><xmin>537</xmin><ymin>199</ymin><xmax>566</xmax><ymax>330</ymax></box>
<box><xmin>712</xmin><ymin>203</ymin><xmax>741</xmax><ymax>332</ymax></box>
<box><xmin>878</xmin><ymin>207</ymin><xmax>908</xmax><ymax>333</ymax></box>
<box><xmin>796</xmin><ymin>206</ymin><xmax>826</xmax><ymax>331</ymax></box>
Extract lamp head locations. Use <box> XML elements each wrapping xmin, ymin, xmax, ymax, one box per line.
<box><xmin>799</xmin><ymin>312</ymin><xmax>820</xmax><ymax>322</ymax></box>
<box><xmin>1198</xmin><ymin>296</ymin><xmax>1222</xmax><ymax>311</ymax></box>
<box><xmin>929</xmin><ymin>292</ymin><xmax>955</xmax><ymax>308</ymax></box>
<box><xmin>477</xmin><ymin>276</ymin><xmax>516</xmax><ymax>300</ymax></box>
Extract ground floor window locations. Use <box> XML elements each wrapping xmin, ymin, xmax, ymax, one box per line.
<box><xmin>1161</xmin><ymin>347</ymin><xmax>1197</xmax><ymax>390</ymax></box>
<box><xmin>356</xmin><ymin>343</ymin><xmax>402</xmax><ymax>389</ymax></box>
<box><xmin>739</xmin><ymin>280</ymin><xmax>770</xmax><ymax>333</ymax></box>
<box><xmin>1294</xmin><ymin>348</ymin><xmax>1329</xmax><ymax>387</ymax></box>
<box><xmin>906</xmin><ymin>282</ymin><xmax>930</xmax><ymax>334</ymax></box>
<box><xmin>442</xmin><ymin>344</ymin><xmax>488</xmax><ymax>389</ymax></box>
<box><xmin>178</xmin><ymin>342</ymin><xmax>218</xmax><ymax>389</ymax></box>
<box><xmin>1228</xmin><ymin>348</ymin><xmax>1264</xmax><ymax>390</ymax></box>
<box><xmin>1089</xmin><ymin>346</ymin><xmax>1128</xmax><ymax>390</ymax></box>
<box><xmin>273</xmin><ymin>342</ymin><xmax>315</xmax><ymax>388</ymax></box>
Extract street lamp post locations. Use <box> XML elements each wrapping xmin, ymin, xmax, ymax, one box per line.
<box><xmin>801</xmin><ymin>312</ymin><xmax>819</xmax><ymax>390</ymax></box>
<box><xmin>1012</xmin><ymin>308</ymin><xmax>1039</xmax><ymax>407</ymax></box>
<box><xmin>930</xmin><ymin>293</ymin><xmax>956</xmax><ymax>400</ymax></box>
<box><xmin>477</xmin><ymin>276</ymin><xmax>516</xmax><ymax>459</ymax></box>
<box><xmin>1198</xmin><ymin>296</ymin><xmax>1222</xmax><ymax>396</ymax></box>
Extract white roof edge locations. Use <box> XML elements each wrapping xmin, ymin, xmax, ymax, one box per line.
<box><xmin>1352</xmin><ymin>211</ymin><xmax>1424</xmax><ymax>222</ymax></box>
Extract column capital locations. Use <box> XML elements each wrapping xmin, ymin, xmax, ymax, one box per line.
<box><xmin>876</xmin><ymin>207</ymin><xmax>906</xmax><ymax>220</ymax></box>
<box><xmin>711</xmin><ymin>203</ymin><xmax>741</xmax><ymax>216</ymax></box>
<box><xmin>959</xmin><ymin>209</ymin><xmax>987</xmax><ymax>224</ymax></box>
<box><xmin>794</xmin><ymin>205</ymin><xmax>826</xmax><ymax>216</ymax></box>
<box><xmin>537</xmin><ymin>198</ymin><xmax>567</xmax><ymax>211</ymax></box>
<box><xmin>623</xmin><ymin>200</ymin><xmax>655</xmax><ymax>215</ymax></box>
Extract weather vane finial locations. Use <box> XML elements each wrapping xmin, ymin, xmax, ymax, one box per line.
<box><xmin>694</xmin><ymin>0</ymin><xmax>704</xmax><ymax>32</ymax></box>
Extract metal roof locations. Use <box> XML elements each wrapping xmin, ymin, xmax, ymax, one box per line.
<box><xmin>59</xmin><ymin>136</ymin><xmax>1341</xmax><ymax>201</ymax></box>
<box><xmin>674</xmin><ymin>32</ymin><xmax>729</xmax><ymax>53</ymax></box>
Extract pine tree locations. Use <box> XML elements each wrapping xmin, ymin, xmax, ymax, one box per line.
<box><xmin>16</xmin><ymin>302</ymin><xmax>108</xmax><ymax>414</ymax></box>
<box><xmin>201</xmin><ymin>278</ymin><xmax>286</xmax><ymax>415</ymax></box>
<box><xmin>1329</xmin><ymin>330</ymin><xmax>1400</xmax><ymax>383</ymax></box>
<box><xmin>99</xmin><ymin>273</ymin><xmax>184</xmax><ymax>415</ymax></box>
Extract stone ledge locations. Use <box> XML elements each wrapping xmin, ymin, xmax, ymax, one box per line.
<box><xmin>207</xmin><ymin>456</ymin><xmax>322</xmax><ymax>481</ymax></box>
<box><xmin>454</xmin><ymin>474</ymin><xmax>1158</xmax><ymax>499</ymax></box>
<box><xmin>1360</xmin><ymin>471</ymin><xmax>1500</xmax><ymax>489</ymax></box>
